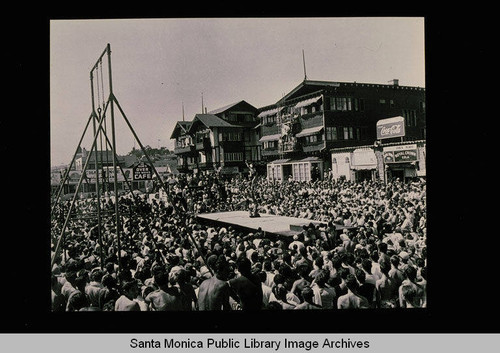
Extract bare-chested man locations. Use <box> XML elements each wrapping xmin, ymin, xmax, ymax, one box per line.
<box><xmin>375</xmin><ymin>260</ymin><xmax>399</xmax><ymax>308</ymax></box>
<box><xmin>197</xmin><ymin>255</ymin><xmax>231</xmax><ymax>310</ymax></box>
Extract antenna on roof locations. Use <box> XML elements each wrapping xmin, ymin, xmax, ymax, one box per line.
<box><xmin>302</xmin><ymin>49</ymin><xmax>308</xmax><ymax>81</ymax></box>
<box><xmin>182</xmin><ymin>101</ymin><xmax>185</xmax><ymax>121</ymax></box>
<box><xmin>201</xmin><ymin>92</ymin><xmax>204</xmax><ymax>114</ymax></box>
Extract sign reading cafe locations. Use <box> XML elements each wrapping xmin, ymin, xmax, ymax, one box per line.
<box><xmin>133</xmin><ymin>162</ymin><xmax>153</xmax><ymax>180</ymax></box>
<box><xmin>376</xmin><ymin>116</ymin><xmax>405</xmax><ymax>140</ymax></box>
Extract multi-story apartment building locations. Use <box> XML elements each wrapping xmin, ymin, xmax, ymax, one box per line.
<box><xmin>171</xmin><ymin>100</ymin><xmax>261</xmax><ymax>175</ymax></box>
<box><xmin>258</xmin><ymin>79</ymin><xmax>425</xmax><ymax>182</ymax></box>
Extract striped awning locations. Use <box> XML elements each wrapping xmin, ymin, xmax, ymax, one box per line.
<box><xmin>258</xmin><ymin>107</ymin><xmax>284</xmax><ymax>118</ymax></box>
<box><xmin>294</xmin><ymin>96</ymin><xmax>322</xmax><ymax>109</ymax></box>
<box><xmin>259</xmin><ymin>133</ymin><xmax>281</xmax><ymax>142</ymax></box>
<box><xmin>296</xmin><ymin>125</ymin><xmax>324</xmax><ymax>137</ymax></box>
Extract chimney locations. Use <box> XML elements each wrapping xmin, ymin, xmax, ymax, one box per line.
<box><xmin>205</xmin><ymin>107</ymin><xmax>207</xmax><ymax>114</ymax></box>
<box><xmin>391</xmin><ymin>79</ymin><xmax>399</xmax><ymax>86</ymax></box>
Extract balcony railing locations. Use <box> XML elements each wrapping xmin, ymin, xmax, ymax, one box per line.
<box><xmin>280</xmin><ymin>141</ymin><xmax>299</xmax><ymax>153</ymax></box>
<box><xmin>174</xmin><ymin>144</ymin><xmax>195</xmax><ymax>154</ymax></box>
<box><xmin>195</xmin><ymin>138</ymin><xmax>211</xmax><ymax>150</ymax></box>
<box><xmin>198</xmin><ymin>162</ymin><xmax>213</xmax><ymax>169</ymax></box>
<box><xmin>262</xmin><ymin>148</ymin><xmax>280</xmax><ymax>157</ymax></box>
<box><xmin>302</xmin><ymin>141</ymin><xmax>326</xmax><ymax>153</ymax></box>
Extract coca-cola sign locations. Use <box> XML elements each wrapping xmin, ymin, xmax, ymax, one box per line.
<box><xmin>376</xmin><ymin>116</ymin><xmax>406</xmax><ymax>140</ymax></box>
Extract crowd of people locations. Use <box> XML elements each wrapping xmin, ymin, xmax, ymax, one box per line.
<box><xmin>51</xmin><ymin>172</ymin><xmax>427</xmax><ymax>311</ymax></box>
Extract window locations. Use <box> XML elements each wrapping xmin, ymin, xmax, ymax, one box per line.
<box><xmin>264</xmin><ymin>115</ymin><xmax>276</xmax><ymax>124</ymax></box>
<box><xmin>337</xmin><ymin>97</ymin><xmax>347</xmax><ymax>111</ymax></box>
<box><xmin>403</xmin><ymin>109</ymin><xmax>418</xmax><ymax>127</ymax></box>
<box><xmin>305</xmin><ymin>134</ymin><xmax>319</xmax><ymax>144</ymax></box>
<box><xmin>342</xmin><ymin>127</ymin><xmax>354</xmax><ymax>140</ymax></box>
<box><xmin>326</xmin><ymin>126</ymin><xmax>338</xmax><ymax>141</ymax></box>
<box><xmin>379</xmin><ymin>99</ymin><xmax>386</xmax><ymax>104</ymax></box>
<box><xmin>358</xmin><ymin>98</ymin><xmax>365</xmax><ymax>111</ymax></box>
<box><xmin>263</xmin><ymin>141</ymin><xmax>277</xmax><ymax>149</ymax></box>
<box><xmin>329</xmin><ymin>97</ymin><xmax>363</xmax><ymax>112</ymax></box>
<box><xmin>224</xmin><ymin>152</ymin><xmax>243</xmax><ymax>162</ymax></box>
<box><xmin>199</xmin><ymin>152</ymin><xmax>207</xmax><ymax>163</ymax></box>
<box><xmin>220</xmin><ymin>132</ymin><xmax>243</xmax><ymax>141</ymax></box>
<box><xmin>329</xmin><ymin>97</ymin><xmax>335</xmax><ymax>111</ymax></box>
<box><xmin>245</xmin><ymin>149</ymin><xmax>252</xmax><ymax>161</ymax></box>
<box><xmin>390</xmin><ymin>99</ymin><xmax>395</xmax><ymax>107</ymax></box>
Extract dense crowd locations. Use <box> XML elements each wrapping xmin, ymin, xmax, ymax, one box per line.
<box><xmin>51</xmin><ymin>172</ymin><xmax>426</xmax><ymax>311</ymax></box>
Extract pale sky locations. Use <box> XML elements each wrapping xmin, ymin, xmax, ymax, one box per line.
<box><xmin>50</xmin><ymin>17</ymin><xmax>425</xmax><ymax>166</ymax></box>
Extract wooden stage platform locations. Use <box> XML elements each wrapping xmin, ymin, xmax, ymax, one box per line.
<box><xmin>196</xmin><ymin>211</ymin><xmax>354</xmax><ymax>240</ymax></box>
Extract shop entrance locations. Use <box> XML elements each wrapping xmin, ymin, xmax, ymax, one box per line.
<box><xmin>356</xmin><ymin>169</ymin><xmax>373</xmax><ymax>182</ymax></box>
<box><xmin>282</xmin><ymin>164</ymin><xmax>293</xmax><ymax>180</ymax></box>
<box><xmin>389</xmin><ymin>168</ymin><xmax>405</xmax><ymax>182</ymax></box>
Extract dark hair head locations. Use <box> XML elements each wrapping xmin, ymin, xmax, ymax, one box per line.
<box><xmin>272</xmin><ymin>284</ymin><xmax>288</xmax><ymax>301</ymax></box>
<box><xmin>345</xmin><ymin>274</ymin><xmax>359</xmax><ymax>292</ymax></box>
<box><xmin>378</xmin><ymin>242</ymin><xmax>388</xmax><ymax>253</ymax></box>
<box><xmin>361</xmin><ymin>258</ymin><xmax>372</xmax><ymax>273</ymax></box>
<box><xmin>301</xmin><ymin>287</ymin><xmax>314</xmax><ymax>303</ymax></box>
<box><xmin>90</xmin><ymin>269</ymin><xmax>104</xmax><ymax>282</ymax></box>
<box><xmin>404</xmin><ymin>265</ymin><xmax>417</xmax><ymax>281</ymax></box>
<box><xmin>257</xmin><ymin>271</ymin><xmax>267</xmax><ymax>283</ymax></box>
<box><xmin>390</xmin><ymin>255</ymin><xmax>400</xmax><ymax>267</ymax></box>
<box><xmin>315</xmin><ymin>269</ymin><xmax>330</xmax><ymax>287</ymax></box>
<box><xmin>379</xmin><ymin>260</ymin><xmax>391</xmax><ymax>275</ymax></box>
<box><xmin>355</xmin><ymin>268</ymin><xmax>366</xmax><ymax>284</ymax></box>
<box><xmin>122</xmin><ymin>279</ymin><xmax>138</xmax><ymax>293</ymax></box>
<box><xmin>237</xmin><ymin>257</ymin><xmax>252</xmax><ymax>275</ymax></box>
<box><xmin>154</xmin><ymin>269</ymin><xmax>168</xmax><ymax>286</ymax></box>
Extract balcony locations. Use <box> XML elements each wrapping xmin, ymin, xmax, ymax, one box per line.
<box><xmin>280</xmin><ymin>113</ymin><xmax>300</xmax><ymax>124</ymax></box>
<box><xmin>302</xmin><ymin>141</ymin><xmax>326</xmax><ymax>153</ymax></box>
<box><xmin>262</xmin><ymin>148</ymin><xmax>280</xmax><ymax>157</ymax></box>
<box><xmin>174</xmin><ymin>144</ymin><xmax>195</xmax><ymax>155</ymax></box>
<box><xmin>279</xmin><ymin>141</ymin><xmax>299</xmax><ymax>153</ymax></box>
<box><xmin>198</xmin><ymin>162</ymin><xmax>213</xmax><ymax>170</ymax></box>
<box><xmin>196</xmin><ymin>138</ymin><xmax>211</xmax><ymax>150</ymax></box>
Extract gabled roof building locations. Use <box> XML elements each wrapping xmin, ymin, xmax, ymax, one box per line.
<box><xmin>171</xmin><ymin>100</ymin><xmax>261</xmax><ymax>174</ymax></box>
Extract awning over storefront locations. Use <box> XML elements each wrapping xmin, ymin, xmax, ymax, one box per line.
<box><xmin>296</xmin><ymin>125</ymin><xmax>324</xmax><ymax>138</ymax></box>
<box><xmin>294</xmin><ymin>96</ymin><xmax>322</xmax><ymax>109</ymax></box>
<box><xmin>259</xmin><ymin>134</ymin><xmax>281</xmax><ymax>142</ymax></box>
<box><xmin>268</xmin><ymin>158</ymin><xmax>291</xmax><ymax>165</ymax></box>
<box><xmin>269</xmin><ymin>157</ymin><xmax>321</xmax><ymax>165</ymax></box>
<box><xmin>351</xmin><ymin>148</ymin><xmax>377</xmax><ymax>169</ymax></box>
<box><xmin>299</xmin><ymin>156</ymin><xmax>322</xmax><ymax>162</ymax></box>
<box><xmin>351</xmin><ymin>165</ymin><xmax>376</xmax><ymax>170</ymax></box>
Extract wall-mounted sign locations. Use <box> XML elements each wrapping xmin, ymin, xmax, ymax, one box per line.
<box><xmin>383</xmin><ymin>144</ymin><xmax>418</xmax><ymax>163</ymax></box>
<box><xmin>376</xmin><ymin>116</ymin><xmax>405</xmax><ymax>140</ymax></box>
<box><xmin>133</xmin><ymin>162</ymin><xmax>153</xmax><ymax>180</ymax></box>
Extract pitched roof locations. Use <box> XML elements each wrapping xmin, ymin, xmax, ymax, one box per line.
<box><xmin>208</xmin><ymin>100</ymin><xmax>258</xmax><ymax>115</ymax></box>
<box><xmin>188</xmin><ymin>114</ymin><xmax>238</xmax><ymax>132</ymax></box>
<box><xmin>170</xmin><ymin>121</ymin><xmax>193</xmax><ymax>139</ymax></box>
